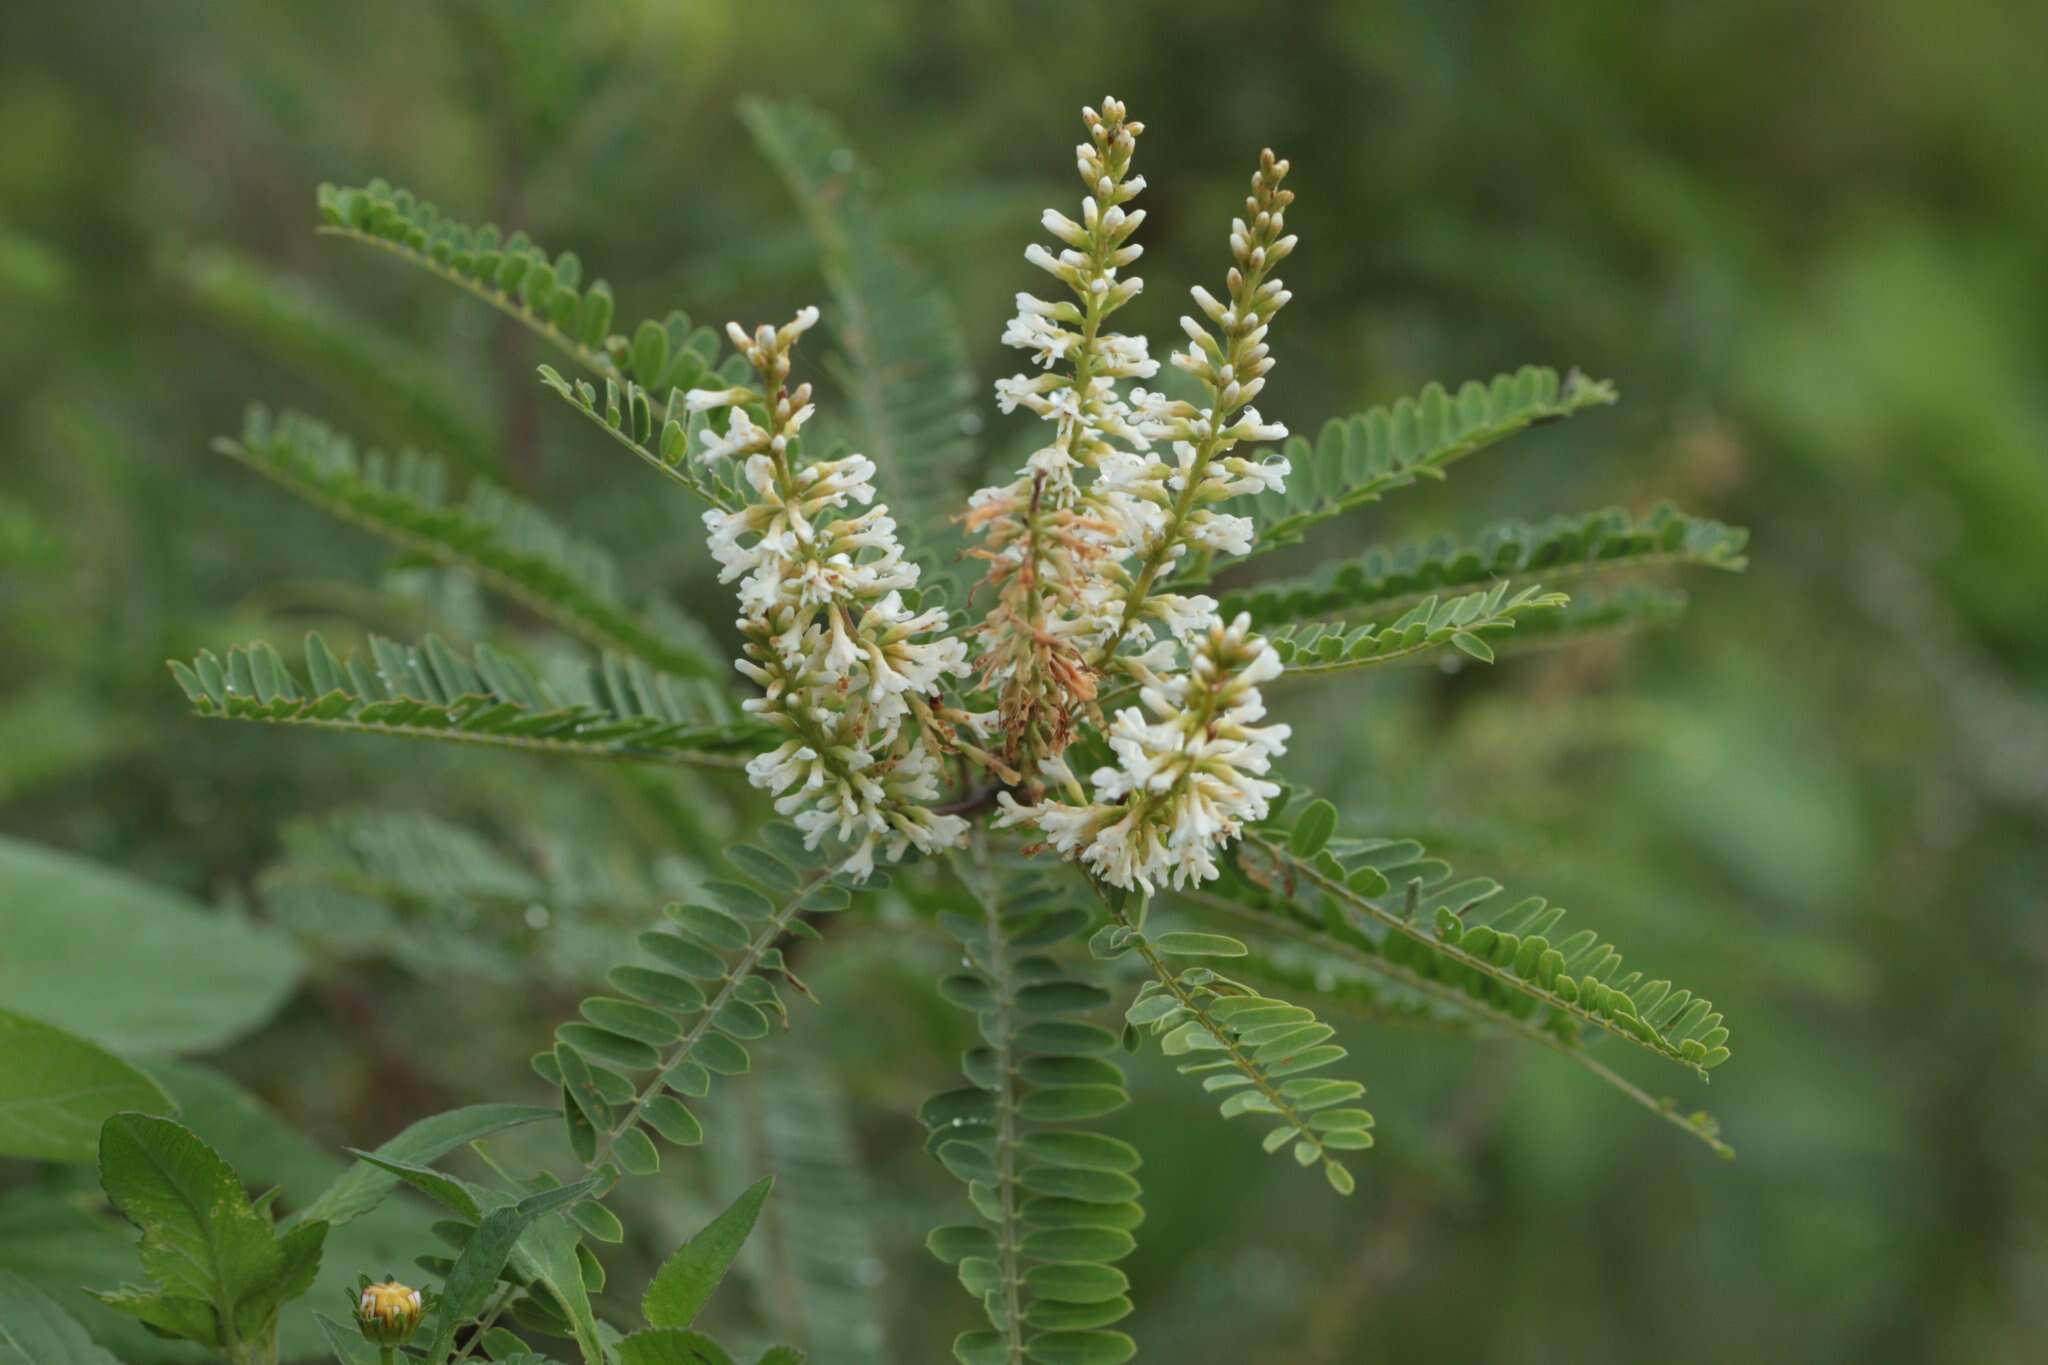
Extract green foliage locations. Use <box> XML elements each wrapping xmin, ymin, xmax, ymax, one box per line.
<box><xmin>1221</xmin><ymin>505</ymin><xmax>1747</xmax><ymax>629</ymax></box>
<box><xmin>1099</xmin><ymin>914</ymin><xmax>1372</xmax><ymax>1197</ymax></box>
<box><xmin>295</xmin><ymin>1105</ymin><xmax>557</xmax><ymax>1228</ymax></box>
<box><xmin>537</xmin><ymin>360</ymin><xmax>745</xmax><ymax>510</ymax></box>
<box><xmin>0</xmin><ymin>837</ymin><xmax>301</xmax><ymax>1053</ymax></box>
<box><xmin>110</xmin><ymin>93</ymin><xmax>1753</xmax><ymax>1365</ymax></box>
<box><xmin>539</xmin><ymin>833</ymin><xmax>858</xmax><ymax>1186</ymax></box>
<box><xmin>1210</xmin><ymin>366</ymin><xmax>1619</xmax><ymax>572</ymax></box>
<box><xmin>0</xmin><ymin>1012</ymin><xmax>169</xmax><ymax>1164</ymax></box>
<box><xmin>92</xmin><ymin>1114</ymin><xmax>330</xmax><ymax>1361</ymax></box>
<box><xmin>217</xmin><ymin>406</ymin><xmax>722</xmax><ymax>677</ymax></box>
<box><xmin>334</xmin><ymin>1150</ymin><xmax>606</xmax><ymax>1361</ymax></box>
<box><xmin>642</xmin><ymin>1176</ymin><xmax>773</xmax><ymax>1329</ymax></box>
<box><xmin>168</xmin><ymin>631</ymin><xmax>760</xmax><ymax>766</ymax></box>
<box><xmin>743</xmin><ymin>97</ymin><xmax>981</xmax><ymax>580</ymax></box>
<box><xmin>0</xmin><ymin>1271</ymin><xmax>122</xmax><ymax>1365</ymax></box>
<box><xmin>14</xmin><ymin>4</ymin><xmax>2048</xmax><ymax>1360</ymax></box>
<box><xmin>1170</xmin><ymin>874</ymin><xmax>1731</xmax><ymax>1155</ymax></box>
<box><xmin>926</xmin><ymin>854</ymin><xmax>1138</xmax><ymax>1365</ymax></box>
<box><xmin>1259</xmin><ymin>582</ymin><xmax>1569</xmax><ymax>679</ymax></box>
<box><xmin>1219</xmin><ymin>798</ymin><xmax>1734</xmax><ymax>1098</ymax></box>
<box><xmin>413</xmin><ymin>1180</ymin><xmax>594</xmax><ymax>1361</ymax></box>
<box><xmin>257</xmin><ymin>806</ymin><xmax>668</xmax><ymax>983</ymax></box>
<box><xmin>733</xmin><ymin>1065</ymin><xmax>894</xmax><ymax>1364</ymax></box>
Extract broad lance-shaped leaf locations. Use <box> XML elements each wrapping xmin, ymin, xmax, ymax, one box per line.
<box><xmin>1235</xmin><ymin>799</ymin><xmax>1734</xmax><ymax>1085</ymax></box>
<box><xmin>339</xmin><ymin>1153</ymin><xmax>604</xmax><ymax>1363</ymax></box>
<box><xmin>0</xmin><ymin>1011</ymin><xmax>171</xmax><ymax>1164</ymax></box>
<box><xmin>416</xmin><ymin>1179</ymin><xmax>597</xmax><ymax>1362</ymax></box>
<box><xmin>1177</xmin><ymin>365</ymin><xmax>1617</xmax><ymax>584</ymax></box>
<box><xmin>616</xmin><ymin>1329</ymin><xmax>741</xmax><ymax>1365</ymax></box>
<box><xmin>0</xmin><ymin>1271</ymin><xmax>122</xmax><ymax>1365</ymax></box>
<box><xmin>0</xmin><ymin>836</ymin><xmax>300</xmax><ymax>1053</ymax></box>
<box><xmin>743</xmin><ymin>96</ymin><xmax>981</xmax><ymax>588</ymax></box>
<box><xmin>292</xmin><ymin>1103</ymin><xmax>557</xmax><ymax>1228</ymax></box>
<box><xmin>643</xmin><ymin>1176</ymin><xmax>774</xmax><ymax>1328</ymax></box>
<box><xmin>927</xmin><ymin>849</ymin><xmax>1139</xmax><ymax>1365</ymax></box>
<box><xmin>168</xmin><ymin>632</ymin><xmax>762</xmax><ymax>768</ymax></box>
<box><xmin>91</xmin><ymin>1114</ymin><xmax>330</xmax><ymax>1352</ymax></box>
<box><xmin>315</xmin><ymin>1313</ymin><xmax>385</xmax><ymax>1365</ymax></box>
<box><xmin>1093</xmin><ymin>906</ymin><xmax>1372</xmax><ymax>1197</ymax></box>
<box><xmin>217</xmin><ymin>406</ymin><xmax>723</xmax><ymax>678</ymax></box>
<box><xmin>1222</xmin><ymin>504</ymin><xmax>1748</xmax><ymax>629</ymax></box>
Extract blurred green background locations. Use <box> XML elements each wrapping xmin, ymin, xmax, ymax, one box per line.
<box><xmin>3</xmin><ymin>1</ymin><xmax>2045</xmax><ymax>1361</ymax></box>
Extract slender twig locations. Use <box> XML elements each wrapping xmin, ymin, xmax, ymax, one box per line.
<box><xmin>190</xmin><ymin>710</ymin><xmax>751</xmax><ymax>769</ymax></box>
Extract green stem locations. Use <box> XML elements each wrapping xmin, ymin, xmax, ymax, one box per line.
<box><xmin>447</xmin><ymin>1287</ymin><xmax>513</xmax><ymax>1364</ymax></box>
<box><xmin>193</xmin><ymin>710</ymin><xmax>750</xmax><ymax>769</ymax></box>
<box><xmin>966</xmin><ymin>832</ymin><xmax>1029</xmax><ymax>1364</ymax></box>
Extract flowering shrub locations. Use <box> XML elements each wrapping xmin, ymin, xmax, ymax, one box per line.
<box><xmin>59</xmin><ymin>94</ymin><xmax>1750</xmax><ymax>1364</ymax></box>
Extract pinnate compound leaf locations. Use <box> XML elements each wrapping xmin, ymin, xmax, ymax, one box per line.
<box><xmin>170</xmin><ymin>632</ymin><xmax>759</xmax><ymax>768</ymax></box>
<box><xmin>1227</xmin><ymin>365</ymin><xmax>1619</xmax><ymax>566</ymax></box>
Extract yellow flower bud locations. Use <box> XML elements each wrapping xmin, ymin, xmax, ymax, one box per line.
<box><xmin>356</xmin><ymin>1280</ymin><xmax>423</xmax><ymax>1346</ymax></box>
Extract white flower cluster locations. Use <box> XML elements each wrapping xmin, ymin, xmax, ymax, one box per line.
<box><xmin>679</xmin><ymin>103</ymin><xmax>1298</xmax><ymax>895</ymax></box>
<box><xmin>689</xmin><ymin>308</ymin><xmax>972</xmax><ymax>878</ymax></box>
<box><xmin>968</xmin><ymin>100</ymin><xmax>1301</xmax><ymax>890</ymax></box>
<box><xmin>996</xmin><ymin>615</ymin><xmax>1290</xmax><ymax>893</ymax></box>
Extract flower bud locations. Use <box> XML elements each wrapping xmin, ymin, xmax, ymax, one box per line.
<box><xmin>357</xmin><ymin>1279</ymin><xmax>423</xmax><ymax>1346</ymax></box>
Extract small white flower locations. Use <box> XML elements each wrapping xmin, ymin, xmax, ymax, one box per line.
<box><xmin>706</xmin><ymin>309</ymin><xmax>970</xmax><ymax>874</ymax></box>
<box><xmin>685</xmin><ymin>385</ymin><xmax>753</xmax><ymax>413</ymax></box>
<box><xmin>998</xmin><ymin>613</ymin><xmax>1289</xmax><ymax>893</ymax></box>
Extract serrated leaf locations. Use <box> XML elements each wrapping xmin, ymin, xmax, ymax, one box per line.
<box><xmin>295</xmin><ymin>1104</ymin><xmax>555</xmax><ymax>1228</ymax></box>
<box><xmin>643</xmin><ymin>1175</ymin><xmax>774</xmax><ymax>1329</ymax></box>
